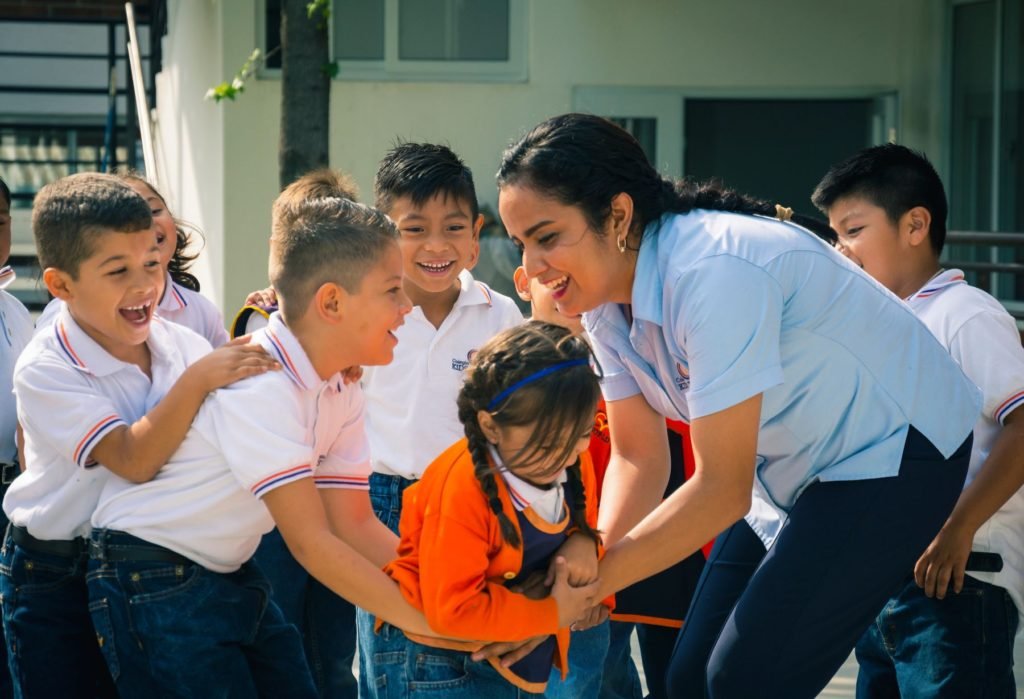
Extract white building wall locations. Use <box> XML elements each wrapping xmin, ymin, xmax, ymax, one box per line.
<box><xmin>165</xmin><ymin>0</ymin><xmax>946</xmax><ymax>311</ymax></box>
<box><xmin>156</xmin><ymin>0</ymin><xmax>228</xmax><ymax>310</ymax></box>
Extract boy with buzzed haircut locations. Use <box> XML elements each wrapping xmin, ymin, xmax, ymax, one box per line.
<box><xmin>234</xmin><ymin>168</ymin><xmax>367</xmax><ymax>699</ymax></box>
<box><xmin>813</xmin><ymin>144</ymin><xmax>1024</xmax><ymax>698</ymax></box>
<box><xmin>86</xmin><ymin>196</ymin><xmax>433</xmax><ymax>697</ymax></box>
<box><xmin>362</xmin><ymin>142</ymin><xmax>522</xmax><ymax>533</ymax></box>
<box><xmin>1</xmin><ymin>173</ymin><xmax>278</xmax><ymax>699</ymax></box>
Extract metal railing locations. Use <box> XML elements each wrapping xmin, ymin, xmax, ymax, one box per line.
<box><xmin>945</xmin><ymin>231</ymin><xmax>1024</xmax><ymax>321</ymax></box>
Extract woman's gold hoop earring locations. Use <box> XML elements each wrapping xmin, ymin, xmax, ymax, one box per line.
<box><xmin>616</xmin><ymin>236</ymin><xmax>627</xmax><ymax>253</ymax></box>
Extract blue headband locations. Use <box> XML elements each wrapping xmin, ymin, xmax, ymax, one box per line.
<box><xmin>486</xmin><ymin>359</ymin><xmax>590</xmax><ymax>411</ymax></box>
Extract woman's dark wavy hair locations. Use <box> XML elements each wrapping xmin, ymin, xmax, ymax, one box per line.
<box><xmin>118</xmin><ymin>173</ymin><xmax>202</xmax><ymax>291</ymax></box>
<box><xmin>497</xmin><ymin>113</ymin><xmax>835</xmax><ymax>245</ymax></box>
<box><xmin>457</xmin><ymin>320</ymin><xmax>602</xmax><ymax>549</ymax></box>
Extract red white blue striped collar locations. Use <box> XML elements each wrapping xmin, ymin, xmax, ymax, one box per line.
<box><xmin>157</xmin><ymin>273</ymin><xmax>189</xmax><ymax>312</ymax></box>
<box><xmin>454</xmin><ymin>269</ymin><xmax>494</xmax><ymax>309</ymax></box>
<box><xmin>906</xmin><ymin>269</ymin><xmax>966</xmax><ymax>305</ymax></box>
<box><xmin>53</xmin><ymin>306</ymin><xmax>171</xmax><ymax>376</ymax></box>
<box><xmin>257</xmin><ymin>312</ymin><xmax>323</xmax><ymax>392</ymax></box>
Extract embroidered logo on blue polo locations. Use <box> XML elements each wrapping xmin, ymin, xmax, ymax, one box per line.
<box><xmin>451</xmin><ymin>349</ymin><xmax>478</xmax><ymax>372</ymax></box>
<box><xmin>675</xmin><ymin>361</ymin><xmax>690</xmax><ymax>391</ymax></box>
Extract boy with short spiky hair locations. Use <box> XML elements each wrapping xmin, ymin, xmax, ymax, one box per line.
<box><xmin>1</xmin><ymin>173</ymin><xmax>276</xmax><ymax>698</ymax></box>
<box><xmin>363</xmin><ymin>142</ymin><xmax>522</xmax><ymax>531</ymax></box>
<box><xmin>86</xmin><ymin>195</ymin><xmax>430</xmax><ymax>696</ymax></box>
<box><xmin>814</xmin><ymin>144</ymin><xmax>1024</xmax><ymax>698</ymax></box>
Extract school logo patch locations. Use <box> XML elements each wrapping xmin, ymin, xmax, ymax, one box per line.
<box><xmin>451</xmin><ymin>349</ymin><xmax>477</xmax><ymax>372</ymax></box>
<box><xmin>674</xmin><ymin>361</ymin><xmax>690</xmax><ymax>391</ymax></box>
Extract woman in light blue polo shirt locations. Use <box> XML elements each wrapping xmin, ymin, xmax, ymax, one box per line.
<box><xmin>496</xmin><ymin>114</ymin><xmax>980</xmax><ymax>698</ymax></box>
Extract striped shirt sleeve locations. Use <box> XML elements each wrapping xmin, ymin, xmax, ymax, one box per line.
<box><xmin>14</xmin><ymin>360</ymin><xmax>127</xmax><ymax>469</ymax></box>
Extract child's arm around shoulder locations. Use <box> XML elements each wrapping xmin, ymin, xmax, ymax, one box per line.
<box><xmin>89</xmin><ymin>335</ymin><xmax>279</xmax><ymax>482</ymax></box>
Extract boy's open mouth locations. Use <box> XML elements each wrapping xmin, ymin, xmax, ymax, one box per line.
<box><xmin>119</xmin><ymin>302</ymin><xmax>153</xmax><ymax>325</ymax></box>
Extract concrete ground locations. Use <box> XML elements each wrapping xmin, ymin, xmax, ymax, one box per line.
<box><xmin>627</xmin><ymin>632</ymin><xmax>1024</xmax><ymax>698</ymax></box>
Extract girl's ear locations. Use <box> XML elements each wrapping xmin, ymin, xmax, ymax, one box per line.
<box><xmin>477</xmin><ymin>410</ymin><xmax>501</xmax><ymax>445</ymax></box>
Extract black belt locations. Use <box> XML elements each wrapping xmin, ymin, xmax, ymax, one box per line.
<box><xmin>9</xmin><ymin>524</ymin><xmax>87</xmax><ymax>558</ymax></box>
<box><xmin>89</xmin><ymin>529</ymin><xmax>193</xmax><ymax>566</ymax></box>
<box><xmin>0</xmin><ymin>462</ymin><xmax>18</xmax><ymax>486</ymax></box>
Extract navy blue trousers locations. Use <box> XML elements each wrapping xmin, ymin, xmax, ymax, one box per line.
<box><xmin>666</xmin><ymin>427</ymin><xmax>971</xmax><ymax>698</ymax></box>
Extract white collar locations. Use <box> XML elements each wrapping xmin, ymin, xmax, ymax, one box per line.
<box><xmin>905</xmin><ymin>269</ymin><xmax>966</xmax><ymax>307</ymax></box>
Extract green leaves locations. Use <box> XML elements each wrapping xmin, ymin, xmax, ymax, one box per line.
<box><xmin>205</xmin><ymin>47</ymin><xmax>274</xmax><ymax>103</ymax></box>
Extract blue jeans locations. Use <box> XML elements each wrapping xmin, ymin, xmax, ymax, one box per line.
<box><xmin>253</xmin><ymin>528</ymin><xmax>357</xmax><ymax>699</ymax></box>
<box><xmin>667</xmin><ymin>428</ymin><xmax>971</xmax><ymax>698</ymax></box>
<box><xmin>544</xmin><ymin>619</ymin><xmax>610</xmax><ymax>698</ymax></box>
<box><xmin>363</xmin><ymin>621</ymin><xmax>544</xmax><ymax>698</ymax></box>
<box><xmin>368</xmin><ymin>472</ymin><xmax>416</xmax><ymax>536</ymax></box>
<box><xmin>0</xmin><ymin>531</ymin><xmax>114</xmax><ymax>699</ymax></box>
<box><xmin>86</xmin><ymin>538</ymin><xmax>317</xmax><ymax>698</ymax></box>
<box><xmin>602</xmin><ymin>621</ymin><xmax>680</xmax><ymax>699</ymax></box>
<box><xmin>855</xmin><ymin>574</ymin><xmax>1019</xmax><ymax>698</ymax></box>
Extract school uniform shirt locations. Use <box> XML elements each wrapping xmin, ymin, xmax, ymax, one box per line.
<box><xmin>362</xmin><ymin>270</ymin><xmax>522</xmax><ymax>480</ymax></box>
<box><xmin>905</xmin><ymin>269</ymin><xmax>1024</xmax><ymax>622</ymax></box>
<box><xmin>91</xmin><ymin>311</ymin><xmax>371</xmax><ymax>573</ymax></box>
<box><xmin>5</xmin><ymin>307</ymin><xmax>212</xmax><ymax>541</ymax></box>
<box><xmin>35</xmin><ymin>273</ymin><xmax>230</xmax><ymax>348</ymax></box>
<box><xmin>155</xmin><ymin>273</ymin><xmax>230</xmax><ymax>347</ymax></box>
<box><xmin>0</xmin><ymin>290</ymin><xmax>33</xmax><ymax>464</ymax></box>
<box><xmin>384</xmin><ymin>439</ymin><xmax>602</xmax><ymax>689</ymax></box>
<box><xmin>583</xmin><ymin>211</ymin><xmax>982</xmax><ymax>545</ymax></box>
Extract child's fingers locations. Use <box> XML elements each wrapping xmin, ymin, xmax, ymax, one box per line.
<box><xmin>225</xmin><ymin>334</ymin><xmax>252</xmax><ymax>346</ymax></box>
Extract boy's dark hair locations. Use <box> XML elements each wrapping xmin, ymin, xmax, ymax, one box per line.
<box><xmin>457</xmin><ymin>320</ymin><xmax>602</xmax><ymax>549</ymax></box>
<box><xmin>269</xmin><ymin>196</ymin><xmax>397</xmax><ymax>321</ymax></box>
<box><xmin>498</xmin><ymin>113</ymin><xmax>835</xmax><ymax>248</ymax></box>
<box><xmin>33</xmin><ymin>173</ymin><xmax>152</xmax><ymax>278</ymax></box>
<box><xmin>374</xmin><ymin>142</ymin><xmax>479</xmax><ymax>219</ymax></box>
<box><xmin>811</xmin><ymin>144</ymin><xmax>948</xmax><ymax>255</ymax></box>
<box><xmin>0</xmin><ymin>176</ymin><xmax>10</xmax><ymax>208</ymax></box>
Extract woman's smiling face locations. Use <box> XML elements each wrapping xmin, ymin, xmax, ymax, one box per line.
<box><xmin>499</xmin><ymin>184</ymin><xmax>632</xmax><ymax>317</ymax></box>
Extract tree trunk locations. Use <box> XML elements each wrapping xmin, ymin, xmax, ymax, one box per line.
<box><xmin>279</xmin><ymin>0</ymin><xmax>329</xmax><ymax>190</ymax></box>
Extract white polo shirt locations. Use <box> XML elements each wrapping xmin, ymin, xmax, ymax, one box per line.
<box><xmin>5</xmin><ymin>307</ymin><xmax>212</xmax><ymax>541</ymax></box>
<box><xmin>362</xmin><ymin>270</ymin><xmax>523</xmax><ymax>480</ymax></box>
<box><xmin>36</xmin><ymin>273</ymin><xmax>230</xmax><ymax>348</ymax></box>
<box><xmin>905</xmin><ymin>269</ymin><xmax>1024</xmax><ymax>620</ymax></box>
<box><xmin>0</xmin><ymin>290</ymin><xmax>33</xmax><ymax>464</ymax></box>
<box><xmin>91</xmin><ymin>311</ymin><xmax>373</xmax><ymax>573</ymax></box>
<box><xmin>156</xmin><ymin>273</ymin><xmax>230</xmax><ymax>347</ymax></box>
<box><xmin>584</xmin><ymin>211</ymin><xmax>981</xmax><ymax>544</ymax></box>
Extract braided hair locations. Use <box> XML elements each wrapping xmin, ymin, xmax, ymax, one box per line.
<box><xmin>457</xmin><ymin>321</ymin><xmax>603</xmax><ymax>549</ymax></box>
<box><xmin>497</xmin><ymin>113</ymin><xmax>836</xmax><ymax>246</ymax></box>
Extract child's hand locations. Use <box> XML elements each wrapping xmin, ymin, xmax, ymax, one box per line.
<box><xmin>913</xmin><ymin>521</ymin><xmax>975</xmax><ymax>599</ymax></box>
<box><xmin>550</xmin><ymin>556</ymin><xmax>599</xmax><ymax>629</ymax></box>
<box><xmin>187</xmin><ymin>335</ymin><xmax>281</xmax><ymax>393</ymax></box>
<box><xmin>245</xmin><ymin>286</ymin><xmax>278</xmax><ymax>307</ymax></box>
<box><xmin>570</xmin><ymin>603</ymin><xmax>610</xmax><ymax>632</ymax></box>
<box><xmin>509</xmin><ymin>570</ymin><xmax>550</xmax><ymax>600</ymax></box>
<box><xmin>545</xmin><ymin>532</ymin><xmax>598</xmax><ymax>587</ymax></box>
